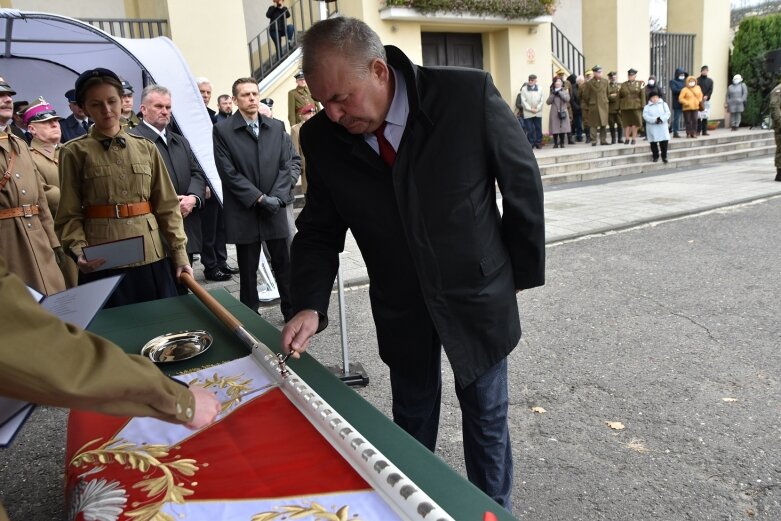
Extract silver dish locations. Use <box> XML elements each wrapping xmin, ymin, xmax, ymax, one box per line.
<box><xmin>140</xmin><ymin>330</ymin><xmax>213</xmax><ymax>363</ymax></box>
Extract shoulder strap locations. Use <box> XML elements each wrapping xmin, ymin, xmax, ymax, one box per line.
<box><xmin>0</xmin><ymin>138</ymin><xmax>18</xmax><ymax>192</ymax></box>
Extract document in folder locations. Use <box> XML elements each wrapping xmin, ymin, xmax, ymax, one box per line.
<box><xmin>83</xmin><ymin>235</ymin><xmax>145</xmax><ymax>271</ymax></box>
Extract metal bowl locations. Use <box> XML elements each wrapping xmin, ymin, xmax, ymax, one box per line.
<box><xmin>140</xmin><ymin>330</ymin><xmax>213</xmax><ymax>363</ymax></box>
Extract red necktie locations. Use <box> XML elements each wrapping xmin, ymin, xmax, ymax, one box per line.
<box><xmin>373</xmin><ymin>121</ymin><xmax>396</xmax><ymax>167</ymax></box>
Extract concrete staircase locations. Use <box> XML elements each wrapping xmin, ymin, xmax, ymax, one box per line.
<box><xmin>534</xmin><ymin>128</ymin><xmax>775</xmax><ymax>186</ymax></box>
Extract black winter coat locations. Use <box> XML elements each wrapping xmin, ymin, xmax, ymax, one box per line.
<box><xmin>292</xmin><ymin>46</ymin><xmax>545</xmax><ymax>387</ymax></box>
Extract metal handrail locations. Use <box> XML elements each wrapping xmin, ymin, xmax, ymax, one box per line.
<box><xmin>550</xmin><ymin>23</ymin><xmax>584</xmax><ymax>77</ymax></box>
<box><xmin>80</xmin><ymin>18</ymin><xmax>169</xmax><ymax>38</ymax></box>
<box><xmin>248</xmin><ymin>0</ymin><xmax>338</xmax><ymax>81</ymax></box>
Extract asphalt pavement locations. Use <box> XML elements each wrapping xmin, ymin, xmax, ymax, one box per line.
<box><xmin>1</xmin><ymin>161</ymin><xmax>780</xmax><ymax>519</ymax></box>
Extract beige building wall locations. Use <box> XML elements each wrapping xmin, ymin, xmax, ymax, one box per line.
<box><xmin>552</xmin><ymin>0</ymin><xmax>583</xmax><ymax>50</ymax></box>
<box><xmin>583</xmin><ymin>0</ymin><xmax>650</xmax><ymax>82</ymax></box>
<box><xmin>7</xmin><ymin>0</ymin><xmax>126</xmax><ymax>18</ymax></box>
<box><xmin>166</xmin><ymin>0</ymin><xmax>250</xmax><ymax>109</ymax></box>
<box><xmin>668</xmin><ymin>0</ymin><xmax>730</xmax><ymax>122</ymax></box>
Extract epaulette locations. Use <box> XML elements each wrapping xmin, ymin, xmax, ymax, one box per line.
<box><xmin>126</xmin><ymin>132</ymin><xmax>147</xmax><ymax>140</ymax></box>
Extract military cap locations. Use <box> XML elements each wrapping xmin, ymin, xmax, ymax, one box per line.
<box><xmin>591</xmin><ymin>65</ymin><xmax>602</xmax><ymax>72</ymax></box>
<box><xmin>627</xmin><ymin>68</ymin><xmax>638</xmax><ymax>75</ymax></box>
<box><xmin>585</xmin><ymin>70</ymin><xmax>594</xmax><ymax>78</ymax></box>
<box><xmin>75</xmin><ymin>68</ymin><xmax>122</xmax><ymax>102</ymax></box>
<box><xmin>13</xmin><ymin>100</ymin><xmax>29</xmax><ymax>116</ymax></box>
<box><xmin>22</xmin><ymin>97</ymin><xmax>60</xmax><ymax>126</ymax></box>
<box><xmin>0</xmin><ymin>79</ymin><xmax>17</xmax><ymax>96</ymax></box>
<box><xmin>260</xmin><ymin>97</ymin><xmax>274</xmax><ymax>107</ymax></box>
<box><xmin>298</xmin><ymin>103</ymin><xmax>316</xmax><ymax>115</ymax></box>
<box><xmin>608</xmin><ymin>71</ymin><xmax>617</xmax><ymax>78</ymax></box>
<box><xmin>120</xmin><ymin>79</ymin><xmax>134</xmax><ymax>95</ymax></box>
<box><xmin>65</xmin><ymin>89</ymin><xmax>77</xmax><ymax>103</ymax></box>
<box><xmin>555</xmin><ymin>68</ymin><xmax>567</xmax><ymax>76</ymax></box>
<box><xmin>294</xmin><ymin>70</ymin><xmax>305</xmax><ymax>80</ymax></box>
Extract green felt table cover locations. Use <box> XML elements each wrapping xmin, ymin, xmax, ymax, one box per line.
<box><xmin>88</xmin><ymin>289</ymin><xmax>518</xmax><ymax>521</ymax></box>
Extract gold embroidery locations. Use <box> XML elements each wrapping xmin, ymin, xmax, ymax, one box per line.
<box><xmin>252</xmin><ymin>503</ymin><xmax>354</xmax><ymax>521</ymax></box>
<box><xmin>70</xmin><ymin>437</ymin><xmax>199</xmax><ymax>521</ymax></box>
<box><xmin>188</xmin><ymin>372</ymin><xmax>253</xmax><ymax>413</ymax></box>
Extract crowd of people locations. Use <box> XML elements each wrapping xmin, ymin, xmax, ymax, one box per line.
<box><xmin>515</xmin><ymin>65</ymin><xmax>751</xmax><ymax>155</ymax></box>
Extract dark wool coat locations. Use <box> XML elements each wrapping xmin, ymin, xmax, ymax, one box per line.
<box><xmin>292</xmin><ymin>46</ymin><xmax>545</xmax><ymax>387</ymax></box>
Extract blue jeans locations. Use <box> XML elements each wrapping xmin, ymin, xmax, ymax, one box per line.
<box><xmin>269</xmin><ymin>23</ymin><xmax>295</xmax><ymax>58</ymax></box>
<box><xmin>671</xmin><ymin>108</ymin><xmax>683</xmax><ymax>133</ymax></box>
<box><xmin>390</xmin><ymin>346</ymin><xmax>513</xmax><ymax>510</ymax></box>
<box><xmin>525</xmin><ymin>116</ymin><xmax>542</xmax><ymax>146</ymax></box>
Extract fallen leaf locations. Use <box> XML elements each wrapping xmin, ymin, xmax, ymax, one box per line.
<box><xmin>531</xmin><ymin>406</ymin><xmax>546</xmax><ymax>414</ymax></box>
<box><xmin>623</xmin><ymin>438</ymin><xmax>649</xmax><ymax>454</ymax></box>
<box><xmin>722</xmin><ymin>397</ymin><xmax>738</xmax><ymax>402</ymax></box>
<box><xmin>606</xmin><ymin>421</ymin><xmax>625</xmax><ymax>430</ymax></box>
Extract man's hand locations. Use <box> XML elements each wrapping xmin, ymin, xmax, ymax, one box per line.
<box><xmin>178</xmin><ymin>195</ymin><xmax>198</xmax><ymax>218</ymax></box>
<box><xmin>258</xmin><ymin>195</ymin><xmax>282</xmax><ymax>215</ymax></box>
<box><xmin>77</xmin><ymin>254</ymin><xmax>106</xmax><ymax>273</ymax></box>
<box><xmin>280</xmin><ymin>310</ymin><xmax>320</xmax><ymax>359</ymax></box>
<box><xmin>185</xmin><ymin>385</ymin><xmax>220</xmax><ymax>430</ymax></box>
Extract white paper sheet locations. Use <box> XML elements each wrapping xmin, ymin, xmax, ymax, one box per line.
<box><xmin>83</xmin><ymin>236</ymin><xmax>145</xmax><ymax>271</ymax></box>
<box><xmin>41</xmin><ymin>275</ymin><xmax>123</xmax><ymax>329</ymax></box>
<box><xmin>0</xmin><ymin>403</ymin><xmax>34</xmax><ymax>448</ymax></box>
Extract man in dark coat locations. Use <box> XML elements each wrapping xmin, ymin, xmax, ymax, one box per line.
<box><xmin>669</xmin><ymin>67</ymin><xmax>686</xmax><ymax>138</ymax></box>
<box><xmin>59</xmin><ymin>89</ymin><xmax>91</xmax><ymax>143</ymax></box>
<box><xmin>130</xmin><ymin>85</ymin><xmax>205</xmax><ymax>293</ymax></box>
<box><xmin>697</xmin><ymin>65</ymin><xmax>714</xmax><ymax>135</ymax></box>
<box><xmin>213</xmin><ymin>77</ymin><xmax>296</xmax><ymax>320</ymax></box>
<box><xmin>280</xmin><ymin>18</ymin><xmax>545</xmax><ymax>511</ymax></box>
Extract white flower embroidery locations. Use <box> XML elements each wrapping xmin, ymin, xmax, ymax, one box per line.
<box><xmin>71</xmin><ymin>478</ymin><xmax>127</xmax><ymax>521</ymax></box>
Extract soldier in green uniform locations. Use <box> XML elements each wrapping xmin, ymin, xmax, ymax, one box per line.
<box><xmin>56</xmin><ymin>68</ymin><xmax>191</xmax><ymax>307</ymax></box>
<box><xmin>619</xmin><ymin>68</ymin><xmax>646</xmax><ymax>145</ymax></box>
<box><xmin>581</xmin><ymin>65</ymin><xmax>609</xmax><ymax>146</ymax></box>
<box><xmin>119</xmin><ymin>79</ymin><xmax>140</xmax><ymax>129</ymax></box>
<box><xmin>770</xmin><ymin>80</ymin><xmax>781</xmax><ymax>181</ymax></box>
<box><xmin>287</xmin><ymin>70</ymin><xmax>319</xmax><ymax>127</ymax></box>
<box><xmin>607</xmin><ymin>71</ymin><xmax>623</xmax><ymax>144</ymax></box>
<box><xmin>578</xmin><ymin>72</ymin><xmax>592</xmax><ymax>143</ymax></box>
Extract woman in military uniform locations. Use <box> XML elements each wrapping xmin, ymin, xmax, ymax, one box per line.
<box><xmin>24</xmin><ymin>98</ymin><xmax>79</xmax><ymax>287</ymax></box>
<box><xmin>0</xmin><ymin>80</ymin><xmax>66</xmax><ymax>296</ymax></box>
<box><xmin>56</xmin><ymin>68</ymin><xmax>192</xmax><ymax>307</ymax></box>
<box><xmin>619</xmin><ymin>68</ymin><xmax>646</xmax><ymax>145</ymax></box>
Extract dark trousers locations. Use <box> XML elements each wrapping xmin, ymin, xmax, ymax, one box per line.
<box><xmin>683</xmin><ymin>110</ymin><xmax>698</xmax><ymax>135</ymax></box>
<box><xmin>572</xmin><ymin>112</ymin><xmax>583</xmax><ymax>140</ymax></box>
<box><xmin>698</xmin><ymin>118</ymin><xmax>709</xmax><ymax>134</ymax></box>
<box><xmin>525</xmin><ymin>116</ymin><xmax>542</xmax><ymax>146</ymax></box>
<box><xmin>269</xmin><ymin>23</ymin><xmax>295</xmax><ymax>58</ymax></box>
<box><xmin>650</xmin><ymin>140</ymin><xmax>668</xmax><ymax>160</ymax></box>
<box><xmin>389</xmin><ymin>327</ymin><xmax>513</xmax><ymax>510</ymax></box>
<box><xmin>236</xmin><ymin>239</ymin><xmax>292</xmax><ymax>319</ymax></box>
<box><xmin>200</xmin><ymin>195</ymin><xmax>228</xmax><ymax>271</ymax></box>
<box><xmin>671</xmin><ymin>108</ymin><xmax>683</xmax><ymax>133</ymax></box>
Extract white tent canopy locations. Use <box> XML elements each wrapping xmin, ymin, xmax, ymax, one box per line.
<box><xmin>0</xmin><ymin>9</ymin><xmax>223</xmax><ymax>200</ymax></box>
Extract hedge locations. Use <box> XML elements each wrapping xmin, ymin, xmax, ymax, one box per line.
<box><xmin>383</xmin><ymin>0</ymin><xmax>557</xmax><ymax>19</ymax></box>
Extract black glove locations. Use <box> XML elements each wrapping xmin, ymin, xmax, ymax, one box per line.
<box><xmin>655</xmin><ymin>117</ymin><xmax>663</xmax><ymax>124</ymax></box>
<box><xmin>54</xmin><ymin>246</ymin><xmax>69</xmax><ymax>267</ymax></box>
<box><xmin>258</xmin><ymin>195</ymin><xmax>281</xmax><ymax>215</ymax></box>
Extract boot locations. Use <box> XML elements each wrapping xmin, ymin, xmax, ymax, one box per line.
<box><xmin>617</xmin><ymin>126</ymin><xmax>623</xmax><ymax>142</ymax></box>
<box><xmin>701</xmin><ymin>118</ymin><xmax>709</xmax><ymax>135</ymax></box>
<box><xmin>610</xmin><ymin>129</ymin><xmax>616</xmax><ymax>144</ymax></box>
<box><xmin>560</xmin><ymin>135</ymin><xmax>565</xmax><ymax>148</ymax></box>
<box><xmin>553</xmin><ymin>135</ymin><xmax>559</xmax><ymax>148</ymax></box>
<box><xmin>585</xmin><ymin>128</ymin><xmax>591</xmax><ymax>143</ymax></box>
<box><xmin>673</xmin><ymin>131</ymin><xmax>681</xmax><ymax>138</ymax></box>
<box><xmin>567</xmin><ymin>133</ymin><xmax>574</xmax><ymax>145</ymax></box>
<box><xmin>776</xmin><ymin>168</ymin><xmax>781</xmax><ymax>182</ymax></box>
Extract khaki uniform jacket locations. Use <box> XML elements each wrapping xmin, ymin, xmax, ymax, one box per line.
<box><xmin>769</xmin><ymin>82</ymin><xmax>781</xmax><ymax>127</ymax></box>
<box><xmin>29</xmin><ymin>138</ymin><xmax>60</xmax><ymax>215</ymax></box>
<box><xmin>288</xmin><ymin>86</ymin><xmax>318</xmax><ymax>127</ymax></box>
<box><xmin>0</xmin><ymin>132</ymin><xmax>65</xmax><ymax>295</ymax></box>
<box><xmin>120</xmin><ymin>111</ymin><xmax>140</xmax><ymax>130</ymax></box>
<box><xmin>290</xmin><ymin>121</ymin><xmax>307</xmax><ymax>193</ymax></box>
<box><xmin>0</xmin><ymin>255</ymin><xmax>195</xmax><ymax>421</ymax></box>
<box><xmin>608</xmin><ymin>81</ymin><xmax>622</xmax><ymax>114</ymax></box>
<box><xmin>582</xmin><ymin>77</ymin><xmax>609</xmax><ymax>126</ymax></box>
<box><xmin>56</xmin><ymin>128</ymin><xmax>188</xmax><ymax>267</ymax></box>
<box><xmin>619</xmin><ymin>80</ymin><xmax>646</xmax><ymax>111</ymax></box>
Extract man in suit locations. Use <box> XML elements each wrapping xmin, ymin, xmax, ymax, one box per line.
<box><xmin>212</xmin><ymin>77</ymin><xmax>295</xmax><ymax>320</ymax></box>
<box><xmin>130</xmin><ymin>85</ymin><xmax>206</xmax><ymax>291</ymax></box>
<box><xmin>197</xmin><ymin>77</ymin><xmax>218</xmax><ymax>124</ymax></box>
<box><xmin>280</xmin><ymin>18</ymin><xmax>545</xmax><ymax>510</ymax></box>
<box><xmin>216</xmin><ymin>94</ymin><xmax>233</xmax><ymax>122</ymax></box>
<box><xmin>59</xmin><ymin>88</ymin><xmax>90</xmax><ymax>143</ymax></box>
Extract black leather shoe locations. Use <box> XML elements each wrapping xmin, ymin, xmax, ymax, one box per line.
<box><xmin>219</xmin><ymin>263</ymin><xmax>240</xmax><ymax>275</ymax></box>
<box><xmin>204</xmin><ymin>268</ymin><xmax>231</xmax><ymax>282</ymax></box>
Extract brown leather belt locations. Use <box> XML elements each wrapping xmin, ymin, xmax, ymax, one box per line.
<box><xmin>0</xmin><ymin>204</ymin><xmax>39</xmax><ymax>220</ymax></box>
<box><xmin>84</xmin><ymin>201</ymin><xmax>152</xmax><ymax>219</ymax></box>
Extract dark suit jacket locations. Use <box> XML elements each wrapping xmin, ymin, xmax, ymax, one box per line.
<box><xmin>59</xmin><ymin>114</ymin><xmax>89</xmax><ymax>143</ymax></box>
<box><xmin>130</xmin><ymin>123</ymin><xmax>206</xmax><ymax>253</ymax></box>
<box><xmin>293</xmin><ymin>46</ymin><xmax>545</xmax><ymax>387</ymax></box>
<box><xmin>212</xmin><ymin>112</ymin><xmax>293</xmax><ymax>244</ymax></box>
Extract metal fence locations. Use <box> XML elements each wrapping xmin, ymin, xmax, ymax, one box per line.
<box><xmin>551</xmin><ymin>23</ymin><xmax>585</xmax><ymax>77</ymax></box>
<box><xmin>650</xmin><ymin>32</ymin><xmax>695</xmax><ymax>108</ymax></box>
<box><xmin>248</xmin><ymin>0</ymin><xmax>338</xmax><ymax>81</ymax></box>
<box><xmin>80</xmin><ymin>18</ymin><xmax>169</xmax><ymax>38</ymax></box>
